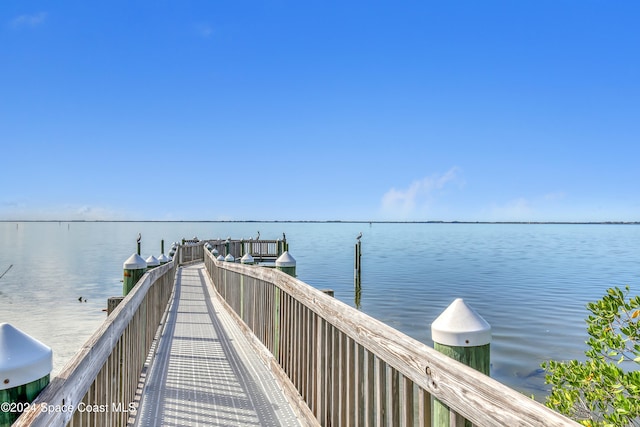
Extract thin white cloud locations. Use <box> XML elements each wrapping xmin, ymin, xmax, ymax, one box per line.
<box><xmin>10</xmin><ymin>12</ymin><xmax>47</xmax><ymax>29</ymax></box>
<box><xmin>381</xmin><ymin>167</ymin><xmax>462</xmax><ymax>218</ymax></box>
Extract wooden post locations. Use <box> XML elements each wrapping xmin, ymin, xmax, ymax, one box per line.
<box><xmin>431</xmin><ymin>298</ymin><xmax>491</xmax><ymax>426</ymax></box>
<box><xmin>158</xmin><ymin>240</ymin><xmax>169</xmax><ymax>264</ymax></box>
<box><xmin>123</xmin><ymin>253</ymin><xmax>146</xmax><ymax>296</ymax></box>
<box><xmin>276</xmin><ymin>251</ymin><xmax>296</xmax><ymax>277</ymax></box>
<box><xmin>107</xmin><ymin>296</ymin><xmax>125</xmax><ymax>314</ymax></box>
<box><xmin>241</xmin><ymin>253</ymin><xmax>255</xmax><ymax>265</ymax></box>
<box><xmin>354</xmin><ymin>235</ymin><xmax>362</xmax><ymax>308</ymax></box>
<box><xmin>278</xmin><ymin>233</ymin><xmax>287</xmax><ymax>256</ymax></box>
<box><xmin>354</xmin><ymin>238</ymin><xmax>362</xmax><ymax>286</ymax></box>
<box><xmin>0</xmin><ymin>323</ymin><xmax>52</xmax><ymax>427</ymax></box>
<box><xmin>145</xmin><ymin>255</ymin><xmax>159</xmax><ymax>270</ymax></box>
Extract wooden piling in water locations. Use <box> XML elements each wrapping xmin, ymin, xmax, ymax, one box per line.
<box><xmin>145</xmin><ymin>255</ymin><xmax>160</xmax><ymax>270</ymax></box>
<box><xmin>275</xmin><ymin>251</ymin><xmax>296</xmax><ymax>277</ymax></box>
<box><xmin>122</xmin><ymin>253</ymin><xmax>147</xmax><ymax>296</ymax></box>
<box><xmin>107</xmin><ymin>296</ymin><xmax>125</xmax><ymax>315</ymax></box>
<box><xmin>354</xmin><ymin>238</ymin><xmax>362</xmax><ymax>287</ymax></box>
<box><xmin>354</xmin><ymin>235</ymin><xmax>362</xmax><ymax>308</ymax></box>
<box><xmin>0</xmin><ymin>324</ymin><xmax>52</xmax><ymax>427</ymax></box>
<box><xmin>431</xmin><ymin>298</ymin><xmax>491</xmax><ymax>426</ymax></box>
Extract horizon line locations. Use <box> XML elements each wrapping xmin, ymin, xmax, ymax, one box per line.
<box><xmin>1</xmin><ymin>219</ymin><xmax>639</xmax><ymax>225</ymax></box>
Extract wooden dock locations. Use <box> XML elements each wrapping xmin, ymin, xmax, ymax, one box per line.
<box><xmin>12</xmin><ymin>239</ymin><xmax>581</xmax><ymax>427</ymax></box>
<box><xmin>134</xmin><ymin>263</ymin><xmax>300</xmax><ymax>426</ymax></box>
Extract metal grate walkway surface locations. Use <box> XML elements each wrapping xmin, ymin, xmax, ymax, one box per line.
<box><xmin>134</xmin><ymin>264</ymin><xmax>301</xmax><ymax>427</ymax></box>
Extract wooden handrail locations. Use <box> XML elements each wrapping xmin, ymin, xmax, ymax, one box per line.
<box><xmin>204</xmin><ymin>250</ymin><xmax>580</xmax><ymax>426</ymax></box>
<box><xmin>204</xmin><ymin>239</ymin><xmax>285</xmax><ymax>260</ymax></box>
<box><xmin>13</xmin><ymin>260</ymin><xmax>177</xmax><ymax>427</ymax></box>
<box><xmin>12</xmin><ymin>241</ymin><xmax>579</xmax><ymax>427</ymax></box>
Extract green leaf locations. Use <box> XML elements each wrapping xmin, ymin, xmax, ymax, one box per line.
<box><xmin>541</xmin><ymin>286</ymin><xmax>640</xmax><ymax>425</ymax></box>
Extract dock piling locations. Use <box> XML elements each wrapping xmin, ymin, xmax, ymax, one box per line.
<box><xmin>354</xmin><ymin>233</ymin><xmax>362</xmax><ymax>308</ymax></box>
<box><xmin>145</xmin><ymin>255</ymin><xmax>160</xmax><ymax>270</ymax></box>
<box><xmin>431</xmin><ymin>298</ymin><xmax>491</xmax><ymax>426</ymax></box>
<box><xmin>123</xmin><ymin>253</ymin><xmax>147</xmax><ymax>295</ymax></box>
<box><xmin>0</xmin><ymin>323</ymin><xmax>52</xmax><ymax>427</ymax></box>
<box><xmin>275</xmin><ymin>251</ymin><xmax>296</xmax><ymax>277</ymax></box>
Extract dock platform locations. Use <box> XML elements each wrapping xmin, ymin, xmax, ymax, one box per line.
<box><xmin>11</xmin><ymin>240</ymin><xmax>579</xmax><ymax>427</ymax></box>
<box><xmin>134</xmin><ymin>263</ymin><xmax>301</xmax><ymax>427</ymax></box>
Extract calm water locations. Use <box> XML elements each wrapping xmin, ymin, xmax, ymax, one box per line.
<box><xmin>1</xmin><ymin>221</ymin><xmax>639</xmax><ymax>400</ymax></box>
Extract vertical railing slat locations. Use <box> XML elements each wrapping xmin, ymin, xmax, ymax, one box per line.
<box><xmin>391</xmin><ymin>367</ymin><xmax>400</xmax><ymax>427</ymax></box>
<box><xmin>199</xmin><ymin>249</ymin><xmax>578</xmax><ymax>427</ymax></box>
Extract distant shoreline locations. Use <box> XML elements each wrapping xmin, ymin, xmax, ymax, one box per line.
<box><xmin>2</xmin><ymin>220</ymin><xmax>639</xmax><ymax>225</ymax></box>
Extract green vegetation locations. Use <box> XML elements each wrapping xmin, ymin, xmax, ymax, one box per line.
<box><xmin>542</xmin><ymin>286</ymin><xmax>640</xmax><ymax>426</ymax></box>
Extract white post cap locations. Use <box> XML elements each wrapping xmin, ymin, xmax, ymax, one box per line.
<box><xmin>224</xmin><ymin>254</ymin><xmax>235</xmax><ymax>262</ymax></box>
<box><xmin>123</xmin><ymin>253</ymin><xmax>147</xmax><ymax>270</ymax></box>
<box><xmin>431</xmin><ymin>298</ymin><xmax>491</xmax><ymax>347</ymax></box>
<box><xmin>216</xmin><ymin>255</ymin><xmax>225</xmax><ymax>261</ymax></box>
<box><xmin>157</xmin><ymin>254</ymin><xmax>170</xmax><ymax>264</ymax></box>
<box><xmin>145</xmin><ymin>255</ymin><xmax>159</xmax><ymax>267</ymax></box>
<box><xmin>0</xmin><ymin>323</ymin><xmax>53</xmax><ymax>390</ymax></box>
<box><xmin>276</xmin><ymin>251</ymin><xmax>296</xmax><ymax>267</ymax></box>
<box><xmin>241</xmin><ymin>253</ymin><xmax>254</xmax><ymax>264</ymax></box>
<box><xmin>212</xmin><ymin>248</ymin><xmax>219</xmax><ymax>256</ymax></box>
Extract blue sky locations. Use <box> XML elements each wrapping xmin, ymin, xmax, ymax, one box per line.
<box><xmin>1</xmin><ymin>1</ymin><xmax>638</xmax><ymax>222</ymax></box>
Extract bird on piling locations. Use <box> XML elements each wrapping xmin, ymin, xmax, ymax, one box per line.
<box><xmin>356</xmin><ymin>232</ymin><xmax>363</xmax><ymax>241</ymax></box>
<box><xmin>137</xmin><ymin>233</ymin><xmax>142</xmax><ymax>243</ymax></box>
<box><xmin>256</xmin><ymin>231</ymin><xmax>260</xmax><ymax>240</ymax></box>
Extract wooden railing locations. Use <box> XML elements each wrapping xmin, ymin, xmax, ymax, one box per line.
<box><xmin>14</xmin><ymin>256</ymin><xmax>178</xmax><ymax>427</ymax></box>
<box><xmin>204</xmin><ymin>238</ymin><xmax>286</xmax><ymax>261</ymax></box>
<box><xmin>204</xmin><ymin>249</ymin><xmax>579</xmax><ymax>426</ymax></box>
<box><xmin>179</xmin><ymin>241</ymin><xmax>204</xmax><ymax>264</ymax></box>
<box><xmin>180</xmin><ymin>239</ymin><xmax>284</xmax><ymax>264</ymax></box>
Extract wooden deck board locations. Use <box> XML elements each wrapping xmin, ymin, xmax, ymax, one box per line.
<box><xmin>134</xmin><ymin>264</ymin><xmax>301</xmax><ymax>427</ymax></box>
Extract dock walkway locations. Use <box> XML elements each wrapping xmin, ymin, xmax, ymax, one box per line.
<box><xmin>134</xmin><ymin>263</ymin><xmax>301</xmax><ymax>427</ymax></box>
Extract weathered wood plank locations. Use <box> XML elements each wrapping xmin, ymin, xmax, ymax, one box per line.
<box><xmin>13</xmin><ymin>262</ymin><xmax>176</xmax><ymax>427</ymax></box>
<box><xmin>213</xmin><ymin>257</ymin><xmax>579</xmax><ymax>427</ymax></box>
<box><xmin>202</xmin><ymin>269</ymin><xmax>319</xmax><ymax>426</ymax></box>
<box><xmin>366</xmin><ymin>350</ymin><xmax>375</xmax><ymax>427</ymax></box>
